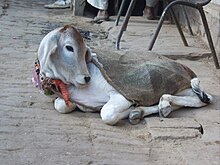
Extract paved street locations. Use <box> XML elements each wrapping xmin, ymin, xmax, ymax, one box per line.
<box><xmin>0</xmin><ymin>0</ymin><xmax>219</xmax><ymax>165</ymax></box>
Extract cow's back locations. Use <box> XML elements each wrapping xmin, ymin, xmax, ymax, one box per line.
<box><xmin>92</xmin><ymin>50</ymin><xmax>196</xmax><ymax>106</ymax></box>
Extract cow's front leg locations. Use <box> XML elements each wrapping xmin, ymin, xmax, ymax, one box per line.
<box><xmin>129</xmin><ymin>105</ymin><xmax>159</xmax><ymax>125</ymax></box>
<box><xmin>100</xmin><ymin>93</ymin><xmax>132</xmax><ymax>125</ymax></box>
<box><xmin>54</xmin><ymin>97</ymin><xmax>76</xmax><ymax>114</ymax></box>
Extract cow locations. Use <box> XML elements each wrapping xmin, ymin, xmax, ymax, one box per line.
<box><xmin>33</xmin><ymin>25</ymin><xmax>212</xmax><ymax>125</ymax></box>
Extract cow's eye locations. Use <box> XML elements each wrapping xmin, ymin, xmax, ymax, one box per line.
<box><xmin>66</xmin><ymin>45</ymin><xmax>74</xmax><ymax>52</ymax></box>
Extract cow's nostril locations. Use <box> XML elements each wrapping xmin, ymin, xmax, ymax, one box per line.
<box><xmin>84</xmin><ymin>76</ymin><xmax>91</xmax><ymax>83</ymax></box>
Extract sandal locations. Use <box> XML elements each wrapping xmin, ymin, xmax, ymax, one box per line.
<box><xmin>44</xmin><ymin>0</ymin><xmax>71</xmax><ymax>9</ymax></box>
<box><xmin>93</xmin><ymin>16</ymin><xmax>109</xmax><ymax>23</ymax></box>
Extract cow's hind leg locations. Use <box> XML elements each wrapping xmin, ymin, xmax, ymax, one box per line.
<box><xmin>159</xmin><ymin>78</ymin><xmax>212</xmax><ymax>117</ymax></box>
<box><xmin>129</xmin><ymin>78</ymin><xmax>212</xmax><ymax>124</ymax></box>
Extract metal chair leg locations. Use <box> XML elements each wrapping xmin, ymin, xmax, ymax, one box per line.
<box><xmin>183</xmin><ymin>6</ymin><xmax>193</xmax><ymax>35</ymax></box>
<box><xmin>148</xmin><ymin>5</ymin><xmax>169</xmax><ymax>50</ymax></box>
<box><xmin>149</xmin><ymin>1</ymin><xmax>189</xmax><ymax>50</ymax></box>
<box><xmin>169</xmin><ymin>6</ymin><xmax>188</xmax><ymax>46</ymax></box>
<box><xmin>164</xmin><ymin>0</ymin><xmax>188</xmax><ymax>46</ymax></box>
<box><xmin>115</xmin><ymin>0</ymin><xmax>219</xmax><ymax>68</ymax></box>
<box><xmin>148</xmin><ymin>0</ymin><xmax>219</xmax><ymax>69</ymax></box>
<box><xmin>116</xmin><ymin>0</ymin><xmax>137</xmax><ymax>50</ymax></box>
<box><xmin>115</xmin><ymin>0</ymin><xmax>126</xmax><ymax>26</ymax></box>
<box><xmin>198</xmin><ymin>6</ymin><xmax>220</xmax><ymax>69</ymax></box>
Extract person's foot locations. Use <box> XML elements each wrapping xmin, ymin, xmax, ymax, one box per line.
<box><xmin>93</xmin><ymin>10</ymin><xmax>109</xmax><ymax>23</ymax></box>
<box><xmin>44</xmin><ymin>0</ymin><xmax>71</xmax><ymax>9</ymax></box>
<box><xmin>143</xmin><ymin>6</ymin><xmax>154</xmax><ymax>20</ymax></box>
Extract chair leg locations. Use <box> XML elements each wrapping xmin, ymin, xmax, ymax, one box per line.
<box><xmin>169</xmin><ymin>6</ymin><xmax>188</xmax><ymax>47</ymax></box>
<box><xmin>148</xmin><ymin>6</ymin><xmax>169</xmax><ymax>50</ymax></box>
<box><xmin>164</xmin><ymin>0</ymin><xmax>188</xmax><ymax>46</ymax></box>
<box><xmin>116</xmin><ymin>0</ymin><xmax>137</xmax><ymax>50</ymax></box>
<box><xmin>183</xmin><ymin>6</ymin><xmax>193</xmax><ymax>35</ymax></box>
<box><xmin>115</xmin><ymin>0</ymin><xmax>127</xmax><ymax>26</ymax></box>
<box><xmin>198</xmin><ymin>7</ymin><xmax>220</xmax><ymax>69</ymax></box>
<box><xmin>148</xmin><ymin>1</ymin><xmax>188</xmax><ymax>50</ymax></box>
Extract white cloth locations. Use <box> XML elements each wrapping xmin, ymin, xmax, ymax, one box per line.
<box><xmin>87</xmin><ymin>0</ymin><xmax>108</xmax><ymax>10</ymax></box>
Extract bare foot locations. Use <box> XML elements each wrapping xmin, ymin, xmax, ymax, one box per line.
<box><xmin>143</xmin><ymin>6</ymin><xmax>154</xmax><ymax>20</ymax></box>
<box><xmin>94</xmin><ymin>10</ymin><xmax>109</xmax><ymax>23</ymax></box>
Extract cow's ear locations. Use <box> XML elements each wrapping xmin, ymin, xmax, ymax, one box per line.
<box><xmin>85</xmin><ymin>47</ymin><xmax>92</xmax><ymax>63</ymax></box>
<box><xmin>46</xmin><ymin>35</ymin><xmax>59</xmax><ymax>58</ymax></box>
<box><xmin>39</xmin><ymin>33</ymin><xmax>60</xmax><ymax>70</ymax></box>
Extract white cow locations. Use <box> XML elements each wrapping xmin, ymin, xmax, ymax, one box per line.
<box><xmin>36</xmin><ymin>25</ymin><xmax>212</xmax><ymax>125</ymax></box>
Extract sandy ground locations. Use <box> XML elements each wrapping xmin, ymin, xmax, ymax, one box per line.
<box><xmin>0</xmin><ymin>0</ymin><xmax>219</xmax><ymax>165</ymax></box>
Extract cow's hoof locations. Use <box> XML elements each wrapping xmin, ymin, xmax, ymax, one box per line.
<box><xmin>54</xmin><ymin>98</ymin><xmax>76</xmax><ymax>114</ymax></box>
<box><xmin>159</xmin><ymin>106</ymin><xmax>172</xmax><ymax>118</ymax></box>
<box><xmin>129</xmin><ymin>108</ymin><xmax>143</xmax><ymax>125</ymax></box>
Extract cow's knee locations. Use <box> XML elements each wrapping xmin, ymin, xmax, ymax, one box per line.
<box><xmin>158</xmin><ymin>94</ymin><xmax>172</xmax><ymax>117</ymax></box>
<box><xmin>161</xmin><ymin>94</ymin><xmax>171</xmax><ymax>101</ymax></box>
<box><xmin>54</xmin><ymin>98</ymin><xmax>76</xmax><ymax>114</ymax></box>
<box><xmin>100</xmin><ymin>108</ymin><xmax>118</xmax><ymax>125</ymax></box>
<box><xmin>159</xmin><ymin>94</ymin><xmax>171</xmax><ymax>107</ymax></box>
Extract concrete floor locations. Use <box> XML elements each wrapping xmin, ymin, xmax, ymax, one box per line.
<box><xmin>0</xmin><ymin>0</ymin><xmax>219</xmax><ymax>165</ymax></box>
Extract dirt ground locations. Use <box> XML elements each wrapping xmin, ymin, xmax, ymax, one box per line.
<box><xmin>0</xmin><ymin>0</ymin><xmax>219</xmax><ymax>165</ymax></box>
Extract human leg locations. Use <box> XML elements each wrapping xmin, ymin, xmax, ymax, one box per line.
<box><xmin>144</xmin><ymin>0</ymin><xmax>159</xmax><ymax>20</ymax></box>
<box><xmin>87</xmin><ymin>0</ymin><xmax>109</xmax><ymax>22</ymax></box>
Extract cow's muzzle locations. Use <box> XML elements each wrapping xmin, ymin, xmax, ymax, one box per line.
<box><xmin>75</xmin><ymin>74</ymin><xmax>91</xmax><ymax>86</ymax></box>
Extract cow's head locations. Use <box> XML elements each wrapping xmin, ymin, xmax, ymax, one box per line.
<box><xmin>38</xmin><ymin>25</ymin><xmax>92</xmax><ymax>88</ymax></box>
